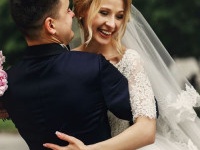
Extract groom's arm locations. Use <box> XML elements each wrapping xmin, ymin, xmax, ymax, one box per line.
<box><xmin>99</xmin><ymin>55</ymin><xmax>132</xmax><ymax>121</ymax></box>
<box><xmin>93</xmin><ymin>55</ymin><xmax>156</xmax><ymax>149</ymax></box>
<box><xmin>43</xmin><ymin>55</ymin><xmax>156</xmax><ymax>150</ymax></box>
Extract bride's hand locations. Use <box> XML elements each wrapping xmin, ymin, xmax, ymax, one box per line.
<box><xmin>43</xmin><ymin>131</ymin><xmax>90</xmax><ymax>150</ymax></box>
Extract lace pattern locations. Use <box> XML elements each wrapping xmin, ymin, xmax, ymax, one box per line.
<box><xmin>108</xmin><ymin>49</ymin><xmax>156</xmax><ymax>136</ymax></box>
<box><xmin>108</xmin><ymin>49</ymin><xmax>200</xmax><ymax>150</ymax></box>
<box><xmin>115</xmin><ymin>49</ymin><xmax>156</xmax><ymax>121</ymax></box>
<box><xmin>155</xmin><ymin>84</ymin><xmax>200</xmax><ymax>150</ymax></box>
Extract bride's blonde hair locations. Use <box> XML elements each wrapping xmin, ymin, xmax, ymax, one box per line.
<box><xmin>73</xmin><ymin>0</ymin><xmax>132</xmax><ymax>54</ymax></box>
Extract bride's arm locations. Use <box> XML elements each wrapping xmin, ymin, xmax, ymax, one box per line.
<box><xmin>92</xmin><ymin>117</ymin><xmax>156</xmax><ymax>150</ymax></box>
<box><xmin>43</xmin><ymin>117</ymin><xmax>155</xmax><ymax>150</ymax></box>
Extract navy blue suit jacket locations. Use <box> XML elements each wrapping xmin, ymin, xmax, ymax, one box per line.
<box><xmin>0</xmin><ymin>43</ymin><xmax>132</xmax><ymax>150</ymax></box>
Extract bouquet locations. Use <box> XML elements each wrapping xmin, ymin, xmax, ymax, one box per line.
<box><xmin>0</xmin><ymin>50</ymin><xmax>7</xmax><ymax>96</ymax></box>
<box><xmin>0</xmin><ymin>50</ymin><xmax>8</xmax><ymax>119</ymax></box>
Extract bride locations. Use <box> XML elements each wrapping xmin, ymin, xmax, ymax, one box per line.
<box><xmin>28</xmin><ymin>0</ymin><xmax>200</xmax><ymax>149</ymax></box>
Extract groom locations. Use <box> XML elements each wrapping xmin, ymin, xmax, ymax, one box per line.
<box><xmin>0</xmin><ymin>0</ymin><xmax>132</xmax><ymax>149</ymax></box>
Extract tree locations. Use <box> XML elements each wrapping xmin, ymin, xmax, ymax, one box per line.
<box><xmin>0</xmin><ymin>0</ymin><xmax>26</xmax><ymax>68</ymax></box>
<box><xmin>134</xmin><ymin>0</ymin><xmax>200</xmax><ymax>58</ymax></box>
<box><xmin>0</xmin><ymin>0</ymin><xmax>200</xmax><ymax>68</ymax></box>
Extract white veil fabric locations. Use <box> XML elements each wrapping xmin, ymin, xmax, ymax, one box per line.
<box><xmin>70</xmin><ymin>5</ymin><xmax>200</xmax><ymax>149</ymax></box>
<box><xmin>122</xmin><ymin>5</ymin><xmax>200</xmax><ymax>149</ymax></box>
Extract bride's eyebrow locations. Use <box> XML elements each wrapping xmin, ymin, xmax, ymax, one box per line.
<box><xmin>100</xmin><ymin>7</ymin><xmax>124</xmax><ymax>12</ymax></box>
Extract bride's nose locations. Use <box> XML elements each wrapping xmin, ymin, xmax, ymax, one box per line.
<box><xmin>68</xmin><ymin>8</ymin><xmax>75</xmax><ymax>18</ymax></box>
<box><xmin>105</xmin><ymin>17</ymin><xmax>116</xmax><ymax>29</ymax></box>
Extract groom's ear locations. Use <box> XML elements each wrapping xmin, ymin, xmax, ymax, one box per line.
<box><xmin>44</xmin><ymin>17</ymin><xmax>56</xmax><ymax>34</ymax></box>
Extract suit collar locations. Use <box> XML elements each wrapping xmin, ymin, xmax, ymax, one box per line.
<box><xmin>24</xmin><ymin>43</ymin><xmax>70</xmax><ymax>59</ymax></box>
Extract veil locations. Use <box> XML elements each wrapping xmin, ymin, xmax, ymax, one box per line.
<box><xmin>70</xmin><ymin>5</ymin><xmax>200</xmax><ymax>149</ymax></box>
<box><xmin>122</xmin><ymin>5</ymin><xmax>200</xmax><ymax>149</ymax></box>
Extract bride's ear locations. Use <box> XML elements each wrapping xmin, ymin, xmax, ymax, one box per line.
<box><xmin>44</xmin><ymin>17</ymin><xmax>56</xmax><ymax>34</ymax></box>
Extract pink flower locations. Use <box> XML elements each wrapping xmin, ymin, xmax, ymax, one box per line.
<box><xmin>0</xmin><ymin>50</ymin><xmax>8</xmax><ymax>96</ymax></box>
<box><xmin>0</xmin><ymin>70</ymin><xmax>8</xmax><ymax>96</ymax></box>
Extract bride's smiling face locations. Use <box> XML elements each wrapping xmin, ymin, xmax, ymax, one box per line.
<box><xmin>88</xmin><ymin>0</ymin><xmax>125</xmax><ymax>45</ymax></box>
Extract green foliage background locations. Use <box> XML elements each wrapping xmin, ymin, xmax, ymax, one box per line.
<box><xmin>0</xmin><ymin>0</ymin><xmax>200</xmax><ymax>68</ymax></box>
<box><xmin>134</xmin><ymin>0</ymin><xmax>200</xmax><ymax>58</ymax></box>
<box><xmin>0</xmin><ymin>120</ymin><xmax>17</xmax><ymax>132</ymax></box>
<box><xmin>0</xmin><ymin>0</ymin><xmax>26</xmax><ymax>68</ymax></box>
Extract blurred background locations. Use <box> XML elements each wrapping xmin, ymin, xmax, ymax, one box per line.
<box><xmin>0</xmin><ymin>0</ymin><xmax>200</xmax><ymax>149</ymax></box>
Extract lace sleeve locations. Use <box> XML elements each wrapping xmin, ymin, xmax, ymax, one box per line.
<box><xmin>116</xmin><ymin>49</ymin><xmax>156</xmax><ymax>122</ymax></box>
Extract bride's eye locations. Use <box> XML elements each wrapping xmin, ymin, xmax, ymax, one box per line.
<box><xmin>116</xmin><ymin>14</ymin><xmax>124</xmax><ymax>20</ymax></box>
<box><xmin>99</xmin><ymin>10</ymin><xmax>108</xmax><ymax>16</ymax></box>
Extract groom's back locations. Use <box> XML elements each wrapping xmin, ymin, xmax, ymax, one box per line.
<box><xmin>2</xmin><ymin>44</ymin><xmax>132</xmax><ymax>150</ymax></box>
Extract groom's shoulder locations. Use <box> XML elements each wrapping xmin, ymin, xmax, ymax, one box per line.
<box><xmin>62</xmin><ymin>51</ymin><xmax>113</xmax><ymax>73</ymax></box>
<box><xmin>67</xmin><ymin>51</ymin><xmax>100</xmax><ymax>59</ymax></box>
<box><xmin>65</xmin><ymin>51</ymin><xmax>108</xmax><ymax>65</ymax></box>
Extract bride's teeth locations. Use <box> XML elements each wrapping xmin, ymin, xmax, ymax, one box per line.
<box><xmin>101</xmin><ymin>30</ymin><xmax>111</xmax><ymax>35</ymax></box>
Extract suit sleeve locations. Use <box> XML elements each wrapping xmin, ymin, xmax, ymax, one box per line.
<box><xmin>99</xmin><ymin>55</ymin><xmax>132</xmax><ymax>121</ymax></box>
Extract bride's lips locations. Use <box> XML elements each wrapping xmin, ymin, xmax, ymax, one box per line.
<box><xmin>98</xmin><ymin>29</ymin><xmax>112</xmax><ymax>38</ymax></box>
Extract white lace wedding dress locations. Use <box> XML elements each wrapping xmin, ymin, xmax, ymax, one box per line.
<box><xmin>108</xmin><ymin>49</ymin><xmax>199</xmax><ymax>150</ymax></box>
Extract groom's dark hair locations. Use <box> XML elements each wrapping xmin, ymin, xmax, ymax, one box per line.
<box><xmin>9</xmin><ymin>0</ymin><xmax>60</xmax><ymax>38</ymax></box>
